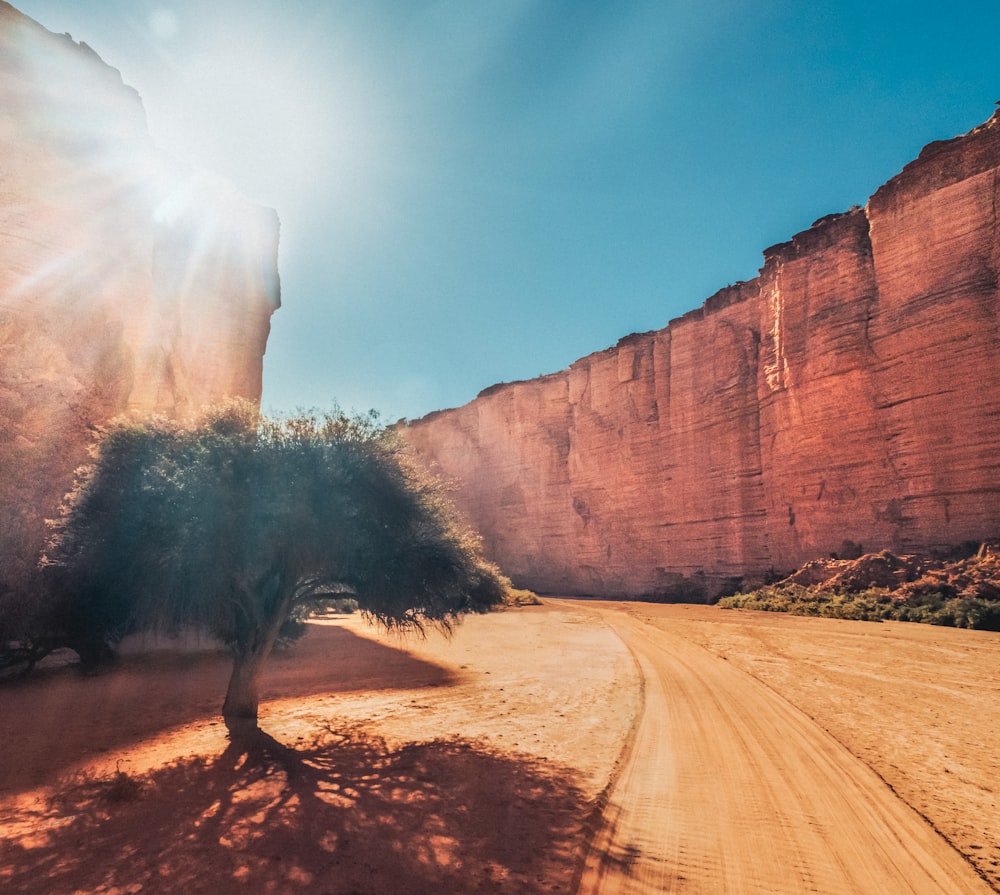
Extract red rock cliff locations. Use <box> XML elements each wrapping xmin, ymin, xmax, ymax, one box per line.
<box><xmin>0</xmin><ymin>4</ymin><xmax>280</xmax><ymax>598</ymax></box>
<box><xmin>403</xmin><ymin>111</ymin><xmax>1000</xmax><ymax>598</ymax></box>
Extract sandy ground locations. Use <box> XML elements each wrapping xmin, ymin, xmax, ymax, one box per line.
<box><xmin>0</xmin><ymin>603</ymin><xmax>639</xmax><ymax>895</ymax></box>
<box><xmin>569</xmin><ymin>601</ymin><xmax>998</xmax><ymax>894</ymax></box>
<box><xmin>0</xmin><ymin>600</ymin><xmax>997</xmax><ymax>894</ymax></box>
<box><xmin>626</xmin><ymin>602</ymin><xmax>1000</xmax><ymax>891</ymax></box>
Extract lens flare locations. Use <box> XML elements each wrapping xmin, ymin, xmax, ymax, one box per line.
<box><xmin>0</xmin><ymin>10</ymin><xmax>280</xmax><ymax>417</ymax></box>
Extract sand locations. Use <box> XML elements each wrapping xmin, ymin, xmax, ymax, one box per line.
<box><xmin>0</xmin><ymin>600</ymin><xmax>997</xmax><ymax>894</ymax></box>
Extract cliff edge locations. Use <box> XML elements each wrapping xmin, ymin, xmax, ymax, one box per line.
<box><xmin>404</xmin><ymin>109</ymin><xmax>1000</xmax><ymax>598</ymax></box>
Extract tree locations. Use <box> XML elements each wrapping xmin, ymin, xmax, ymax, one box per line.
<box><xmin>43</xmin><ymin>402</ymin><xmax>507</xmax><ymax>731</ymax></box>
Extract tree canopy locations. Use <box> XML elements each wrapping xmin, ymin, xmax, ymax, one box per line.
<box><xmin>43</xmin><ymin>402</ymin><xmax>507</xmax><ymax>728</ymax></box>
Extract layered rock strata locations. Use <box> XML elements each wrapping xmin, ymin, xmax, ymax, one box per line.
<box><xmin>0</xmin><ymin>4</ymin><xmax>280</xmax><ymax>600</ymax></box>
<box><xmin>404</xmin><ymin>110</ymin><xmax>1000</xmax><ymax>598</ymax></box>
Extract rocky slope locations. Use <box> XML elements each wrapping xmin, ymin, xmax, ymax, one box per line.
<box><xmin>404</xmin><ymin>110</ymin><xmax>1000</xmax><ymax>598</ymax></box>
<box><xmin>0</xmin><ymin>4</ymin><xmax>280</xmax><ymax>606</ymax></box>
<box><xmin>719</xmin><ymin>543</ymin><xmax>1000</xmax><ymax>629</ymax></box>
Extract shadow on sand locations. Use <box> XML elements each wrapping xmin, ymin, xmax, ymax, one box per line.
<box><xmin>1</xmin><ymin>725</ymin><xmax>589</xmax><ymax>895</ymax></box>
<box><xmin>0</xmin><ymin>622</ymin><xmax>457</xmax><ymax>792</ymax></box>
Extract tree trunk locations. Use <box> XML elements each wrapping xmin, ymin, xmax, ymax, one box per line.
<box><xmin>223</xmin><ymin>648</ymin><xmax>267</xmax><ymax>735</ymax></box>
<box><xmin>222</xmin><ymin>582</ymin><xmax>295</xmax><ymax>735</ymax></box>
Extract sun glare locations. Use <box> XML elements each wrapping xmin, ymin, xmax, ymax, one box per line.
<box><xmin>148</xmin><ymin>8</ymin><xmax>179</xmax><ymax>43</ymax></box>
<box><xmin>134</xmin><ymin>9</ymin><xmax>383</xmax><ymax>217</ymax></box>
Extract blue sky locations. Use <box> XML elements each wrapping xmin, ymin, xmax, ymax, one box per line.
<box><xmin>15</xmin><ymin>1</ymin><xmax>1000</xmax><ymax>420</ymax></box>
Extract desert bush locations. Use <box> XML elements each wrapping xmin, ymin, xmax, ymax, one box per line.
<box><xmin>719</xmin><ymin>583</ymin><xmax>1000</xmax><ymax>630</ymax></box>
<box><xmin>949</xmin><ymin>598</ymin><xmax>1000</xmax><ymax>631</ymax></box>
<box><xmin>305</xmin><ymin>596</ymin><xmax>360</xmax><ymax>616</ymax></box>
<box><xmin>504</xmin><ymin>588</ymin><xmax>543</xmax><ymax>607</ymax></box>
<box><xmin>42</xmin><ymin>402</ymin><xmax>508</xmax><ymax>728</ymax></box>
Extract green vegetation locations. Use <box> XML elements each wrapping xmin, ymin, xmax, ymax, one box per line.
<box><xmin>719</xmin><ymin>545</ymin><xmax>1000</xmax><ymax>630</ymax></box>
<box><xmin>504</xmin><ymin>587</ymin><xmax>543</xmax><ymax>607</ymax></box>
<box><xmin>40</xmin><ymin>401</ymin><xmax>507</xmax><ymax>729</ymax></box>
<box><xmin>719</xmin><ymin>583</ymin><xmax>1000</xmax><ymax>630</ymax></box>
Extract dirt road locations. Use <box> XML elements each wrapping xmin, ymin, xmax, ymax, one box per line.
<box><xmin>2</xmin><ymin>601</ymin><xmax>997</xmax><ymax>894</ymax></box>
<box><xmin>570</xmin><ymin>602</ymin><xmax>993</xmax><ymax>895</ymax></box>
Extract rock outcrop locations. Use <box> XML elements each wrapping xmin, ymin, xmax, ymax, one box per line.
<box><xmin>404</xmin><ymin>110</ymin><xmax>1000</xmax><ymax>598</ymax></box>
<box><xmin>0</xmin><ymin>4</ymin><xmax>280</xmax><ymax>603</ymax></box>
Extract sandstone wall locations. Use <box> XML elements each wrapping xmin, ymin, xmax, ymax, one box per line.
<box><xmin>0</xmin><ymin>4</ymin><xmax>280</xmax><ymax>603</ymax></box>
<box><xmin>404</xmin><ymin>111</ymin><xmax>1000</xmax><ymax>598</ymax></box>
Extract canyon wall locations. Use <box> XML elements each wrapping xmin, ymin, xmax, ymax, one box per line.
<box><xmin>0</xmin><ymin>4</ymin><xmax>280</xmax><ymax>603</ymax></box>
<box><xmin>404</xmin><ymin>110</ymin><xmax>1000</xmax><ymax>598</ymax></box>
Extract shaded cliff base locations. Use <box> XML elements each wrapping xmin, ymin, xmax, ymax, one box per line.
<box><xmin>716</xmin><ymin>541</ymin><xmax>1000</xmax><ymax>630</ymax></box>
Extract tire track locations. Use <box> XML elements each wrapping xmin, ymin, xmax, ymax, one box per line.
<box><xmin>570</xmin><ymin>605</ymin><xmax>992</xmax><ymax>895</ymax></box>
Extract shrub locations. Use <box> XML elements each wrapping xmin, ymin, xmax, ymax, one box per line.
<box><xmin>720</xmin><ymin>583</ymin><xmax>1000</xmax><ymax>630</ymax></box>
<box><xmin>41</xmin><ymin>403</ymin><xmax>508</xmax><ymax>729</ymax></box>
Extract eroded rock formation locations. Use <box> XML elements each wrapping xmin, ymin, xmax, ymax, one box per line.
<box><xmin>404</xmin><ymin>110</ymin><xmax>1000</xmax><ymax>598</ymax></box>
<box><xmin>0</xmin><ymin>3</ymin><xmax>280</xmax><ymax>604</ymax></box>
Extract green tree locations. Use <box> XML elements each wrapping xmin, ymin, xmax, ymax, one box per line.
<box><xmin>43</xmin><ymin>402</ymin><xmax>506</xmax><ymax>731</ymax></box>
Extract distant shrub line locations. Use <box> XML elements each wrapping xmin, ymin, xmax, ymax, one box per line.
<box><xmin>719</xmin><ymin>583</ymin><xmax>1000</xmax><ymax>630</ymax></box>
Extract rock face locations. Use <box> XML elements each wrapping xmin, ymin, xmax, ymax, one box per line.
<box><xmin>0</xmin><ymin>4</ymin><xmax>280</xmax><ymax>601</ymax></box>
<box><xmin>404</xmin><ymin>110</ymin><xmax>1000</xmax><ymax>598</ymax></box>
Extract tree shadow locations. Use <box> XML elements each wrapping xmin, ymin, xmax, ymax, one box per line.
<box><xmin>1</xmin><ymin>725</ymin><xmax>590</xmax><ymax>895</ymax></box>
<box><xmin>0</xmin><ymin>623</ymin><xmax>455</xmax><ymax>793</ymax></box>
